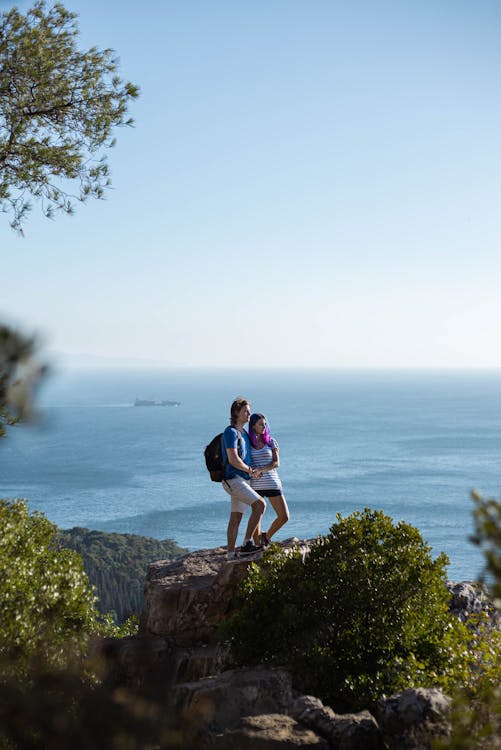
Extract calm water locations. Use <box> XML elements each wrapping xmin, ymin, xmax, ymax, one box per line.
<box><xmin>1</xmin><ymin>367</ymin><xmax>500</xmax><ymax>581</ymax></box>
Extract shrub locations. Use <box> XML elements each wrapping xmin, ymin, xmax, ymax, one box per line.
<box><xmin>0</xmin><ymin>498</ymin><xmax>132</xmax><ymax>679</ymax></box>
<box><xmin>0</xmin><ymin>498</ymin><xmax>172</xmax><ymax>747</ymax></box>
<box><xmin>224</xmin><ymin>508</ymin><xmax>473</xmax><ymax>712</ymax></box>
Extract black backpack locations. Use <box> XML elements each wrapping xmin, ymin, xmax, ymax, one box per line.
<box><xmin>204</xmin><ymin>433</ymin><xmax>225</xmax><ymax>482</ymax></box>
<box><xmin>204</xmin><ymin>430</ymin><xmax>243</xmax><ymax>482</ymax></box>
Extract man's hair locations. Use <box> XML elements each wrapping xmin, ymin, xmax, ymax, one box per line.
<box><xmin>230</xmin><ymin>397</ymin><xmax>250</xmax><ymax>425</ymax></box>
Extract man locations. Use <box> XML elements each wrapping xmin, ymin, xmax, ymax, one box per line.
<box><xmin>222</xmin><ymin>397</ymin><xmax>266</xmax><ymax>558</ymax></box>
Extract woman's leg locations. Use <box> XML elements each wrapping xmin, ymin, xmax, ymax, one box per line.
<box><xmin>253</xmin><ymin>496</ymin><xmax>263</xmax><ymax>544</ymax></box>
<box><xmin>266</xmin><ymin>494</ymin><xmax>290</xmax><ymax>540</ymax></box>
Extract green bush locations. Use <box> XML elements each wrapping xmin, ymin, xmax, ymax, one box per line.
<box><xmin>0</xmin><ymin>498</ymin><xmax>132</xmax><ymax>679</ymax></box>
<box><xmin>224</xmin><ymin>508</ymin><xmax>473</xmax><ymax>712</ymax></box>
<box><xmin>0</xmin><ymin>498</ymin><xmax>179</xmax><ymax>747</ymax></box>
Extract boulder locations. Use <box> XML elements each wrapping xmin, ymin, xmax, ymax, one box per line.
<box><xmin>447</xmin><ymin>581</ymin><xmax>487</xmax><ymax>620</ymax></box>
<box><xmin>447</xmin><ymin>580</ymin><xmax>500</xmax><ymax>629</ymax></box>
<box><xmin>174</xmin><ymin>666</ymin><xmax>294</xmax><ymax>733</ymax></box>
<box><xmin>291</xmin><ymin>695</ymin><xmax>382</xmax><ymax>750</ymax></box>
<box><xmin>91</xmin><ymin>634</ymin><xmax>179</xmax><ymax>689</ymax></box>
<box><xmin>212</xmin><ymin>714</ymin><xmax>330</xmax><ymax>749</ymax></box>
<box><xmin>377</xmin><ymin>688</ymin><xmax>451</xmax><ymax>750</ymax></box>
<box><xmin>92</xmin><ymin>633</ymin><xmax>234</xmax><ymax>690</ymax></box>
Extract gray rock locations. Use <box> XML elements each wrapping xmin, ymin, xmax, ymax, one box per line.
<box><xmin>291</xmin><ymin>695</ymin><xmax>382</xmax><ymax>750</ymax></box>
<box><xmin>140</xmin><ymin>546</ymin><xmax>247</xmax><ymax>644</ymax></box>
<box><xmin>174</xmin><ymin>666</ymin><xmax>294</xmax><ymax>733</ymax></box>
<box><xmin>212</xmin><ymin>714</ymin><xmax>330</xmax><ymax>749</ymax></box>
<box><xmin>448</xmin><ymin>581</ymin><xmax>487</xmax><ymax>620</ymax></box>
<box><xmin>289</xmin><ymin>695</ymin><xmax>325</xmax><ymax>719</ymax></box>
<box><xmin>326</xmin><ymin>711</ymin><xmax>382</xmax><ymax>750</ymax></box>
<box><xmin>91</xmin><ymin>634</ymin><xmax>231</xmax><ymax>688</ymax></box>
<box><xmin>377</xmin><ymin>688</ymin><xmax>451</xmax><ymax>750</ymax></box>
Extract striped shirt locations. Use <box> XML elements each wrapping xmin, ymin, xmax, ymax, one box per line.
<box><xmin>249</xmin><ymin>438</ymin><xmax>282</xmax><ymax>492</ymax></box>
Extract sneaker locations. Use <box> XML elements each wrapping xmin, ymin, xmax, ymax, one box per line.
<box><xmin>240</xmin><ymin>540</ymin><xmax>262</xmax><ymax>556</ymax></box>
<box><xmin>260</xmin><ymin>532</ymin><xmax>270</xmax><ymax>548</ymax></box>
<box><xmin>226</xmin><ymin>550</ymin><xmax>239</xmax><ymax>560</ymax></box>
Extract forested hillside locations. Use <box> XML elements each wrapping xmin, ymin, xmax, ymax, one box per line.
<box><xmin>58</xmin><ymin>528</ymin><xmax>187</xmax><ymax>623</ymax></box>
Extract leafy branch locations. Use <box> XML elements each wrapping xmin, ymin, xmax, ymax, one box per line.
<box><xmin>0</xmin><ymin>1</ymin><xmax>139</xmax><ymax>231</ymax></box>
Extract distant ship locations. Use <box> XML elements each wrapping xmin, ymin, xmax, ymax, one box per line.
<box><xmin>134</xmin><ymin>398</ymin><xmax>181</xmax><ymax>407</ymax></box>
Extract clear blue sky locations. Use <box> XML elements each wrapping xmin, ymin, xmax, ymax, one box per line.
<box><xmin>2</xmin><ymin>0</ymin><xmax>501</xmax><ymax>368</ymax></box>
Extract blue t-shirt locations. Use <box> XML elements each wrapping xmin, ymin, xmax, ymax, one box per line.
<box><xmin>222</xmin><ymin>426</ymin><xmax>251</xmax><ymax>480</ymax></box>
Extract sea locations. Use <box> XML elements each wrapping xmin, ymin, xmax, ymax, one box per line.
<box><xmin>1</xmin><ymin>367</ymin><xmax>500</xmax><ymax>582</ymax></box>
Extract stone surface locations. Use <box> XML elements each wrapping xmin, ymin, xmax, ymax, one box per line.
<box><xmin>174</xmin><ymin>666</ymin><xmax>293</xmax><ymax>733</ymax></box>
<box><xmin>92</xmin><ymin>634</ymin><xmax>231</xmax><ymax>688</ymax></box>
<box><xmin>447</xmin><ymin>580</ymin><xmax>487</xmax><ymax>620</ymax></box>
<box><xmin>326</xmin><ymin>710</ymin><xmax>382</xmax><ymax>750</ymax></box>
<box><xmin>377</xmin><ymin>688</ymin><xmax>451</xmax><ymax>750</ymax></box>
<box><xmin>140</xmin><ymin>538</ymin><xmax>311</xmax><ymax>645</ymax></box>
<box><xmin>447</xmin><ymin>580</ymin><xmax>500</xmax><ymax>629</ymax></box>
<box><xmin>291</xmin><ymin>695</ymin><xmax>382</xmax><ymax>750</ymax></box>
<box><xmin>290</xmin><ymin>696</ymin><xmax>325</xmax><ymax>718</ymax></box>
<box><xmin>212</xmin><ymin>714</ymin><xmax>330</xmax><ymax>749</ymax></box>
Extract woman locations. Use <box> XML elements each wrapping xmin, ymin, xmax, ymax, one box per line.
<box><xmin>248</xmin><ymin>413</ymin><xmax>290</xmax><ymax>546</ymax></box>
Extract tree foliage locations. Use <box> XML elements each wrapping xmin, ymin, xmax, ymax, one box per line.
<box><xmin>0</xmin><ymin>498</ymin><xmax>97</xmax><ymax>675</ymax></box>
<box><xmin>0</xmin><ymin>325</ymin><xmax>46</xmax><ymax>438</ymax></box>
<box><xmin>58</xmin><ymin>527</ymin><xmax>187</xmax><ymax>623</ymax></box>
<box><xmin>0</xmin><ymin>498</ymin><xmax>131</xmax><ymax>679</ymax></box>
<box><xmin>0</xmin><ymin>500</ymin><xmax>186</xmax><ymax>747</ymax></box>
<box><xmin>223</xmin><ymin>508</ymin><xmax>474</xmax><ymax>712</ymax></box>
<box><xmin>0</xmin><ymin>0</ymin><xmax>139</xmax><ymax>231</ymax></box>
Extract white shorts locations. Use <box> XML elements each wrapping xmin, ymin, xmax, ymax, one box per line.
<box><xmin>223</xmin><ymin>476</ymin><xmax>262</xmax><ymax>514</ymax></box>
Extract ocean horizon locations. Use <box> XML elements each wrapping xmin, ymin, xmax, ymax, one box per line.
<box><xmin>1</xmin><ymin>366</ymin><xmax>500</xmax><ymax>582</ymax></box>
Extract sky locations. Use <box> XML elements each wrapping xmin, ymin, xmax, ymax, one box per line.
<box><xmin>1</xmin><ymin>0</ymin><xmax>501</xmax><ymax>368</ymax></box>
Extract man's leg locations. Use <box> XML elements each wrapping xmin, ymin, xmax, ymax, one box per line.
<box><xmin>244</xmin><ymin>497</ymin><xmax>266</xmax><ymax>544</ymax></box>
<box><xmin>227</xmin><ymin>511</ymin><xmax>242</xmax><ymax>552</ymax></box>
